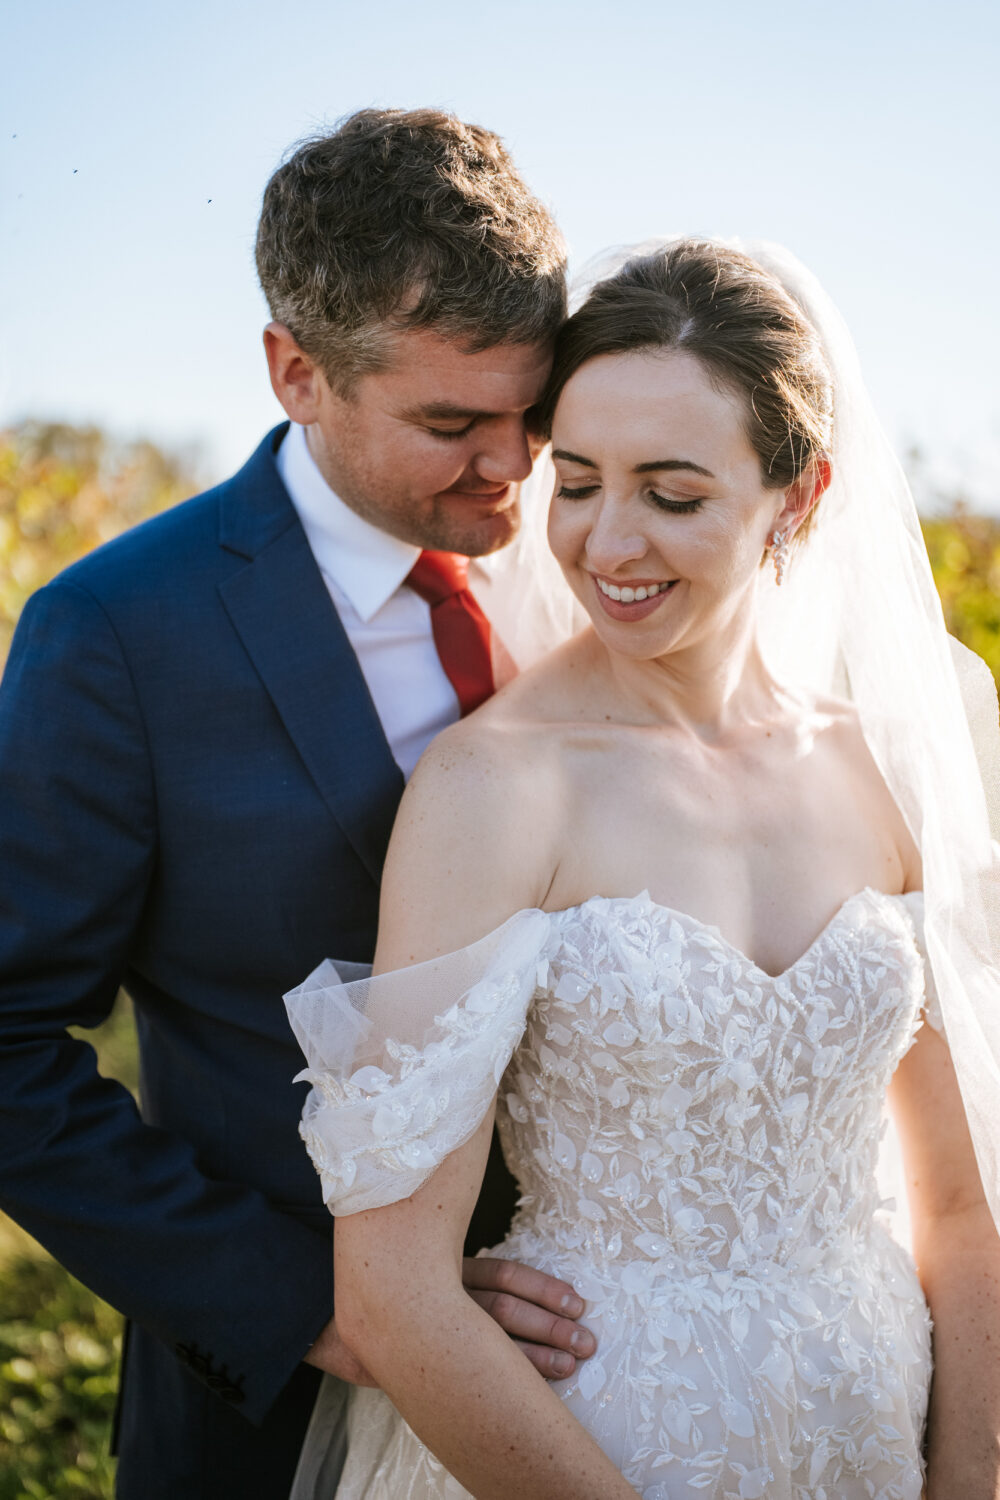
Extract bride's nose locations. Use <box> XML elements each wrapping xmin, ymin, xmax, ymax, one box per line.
<box><xmin>584</xmin><ymin>496</ymin><xmax>649</xmax><ymax>574</ymax></box>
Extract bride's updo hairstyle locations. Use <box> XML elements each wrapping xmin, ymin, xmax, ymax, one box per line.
<box><xmin>536</xmin><ymin>240</ymin><xmax>834</xmax><ymax>538</ymax></box>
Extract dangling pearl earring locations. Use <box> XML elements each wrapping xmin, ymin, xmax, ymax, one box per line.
<box><xmin>768</xmin><ymin>529</ymin><xmax>790</xmax><ymax>586</ymax></box>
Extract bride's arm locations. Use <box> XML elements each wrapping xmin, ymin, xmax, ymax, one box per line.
<box><xmin>890</xmin><ymin>1022</ymin><xmax>1000</xmax><ymax>1499</ymax></box>
<box><xmin>334</xmin><ymin>723</ymin><xmax>640</xmax><ymax>1500</ymax></box>
<box><xmin>336</xmin><ymin>1108</ymin><xmax>636</xmax><ymax>1500</ymax></box>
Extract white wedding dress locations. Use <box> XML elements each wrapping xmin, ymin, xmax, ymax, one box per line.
<box><xmin>290</xmin><ymin>886</ymin><xmax>938</xmax><ymax>1500</ymax></box>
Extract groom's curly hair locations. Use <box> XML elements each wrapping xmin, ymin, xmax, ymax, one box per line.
<box><xmin>256</xmin><ymin>108</ymin><xmax>566</xmax><ymax>395</ymax></box>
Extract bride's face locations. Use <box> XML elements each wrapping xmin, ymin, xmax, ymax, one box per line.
<box><xmin>547</xmin><ymin>348</ymin><xmax>788</xmax><ymax>661</ymax></box>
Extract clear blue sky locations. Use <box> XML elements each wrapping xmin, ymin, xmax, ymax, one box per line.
<box><xmin>3</xmin><ymin>0</ymin><xmax>998</xmax><ymax>507</ymax></box>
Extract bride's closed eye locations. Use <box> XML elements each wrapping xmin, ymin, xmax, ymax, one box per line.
<box><xmin>556</xmin><ymin>483</ymin><xmax>704</xmax><ymax>515</ymax></box>
<box><xmin>648</xmin><ymin>493</ymin><xmax>704</xmax><ymax>515</ymax></box>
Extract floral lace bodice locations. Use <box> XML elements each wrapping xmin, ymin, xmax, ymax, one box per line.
<box><xmin>288</xmin><ymin>887</ymin><xmax>936</xmax><ymax>1500</ymax></box>
<box><xmin>291</xmin><ymin>887</ymin><xmax>934</xmax><ymax>1241</ymax></box>
<box><xmin>497</xmin><ymin>887</ymin><xmax>931</xmax><ymax>1280</ymax></box>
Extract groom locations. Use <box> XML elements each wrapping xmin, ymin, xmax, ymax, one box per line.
<box><xmin>0</xmin><ymin>108</ymin><xmax>594</xmax><ymax>1499</ymax></box>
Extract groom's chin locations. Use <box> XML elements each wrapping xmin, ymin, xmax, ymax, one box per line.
<box><xmin>431</xmin><ymin>493</ymin><xmax>522</xmax><ymax>558</ymax></box>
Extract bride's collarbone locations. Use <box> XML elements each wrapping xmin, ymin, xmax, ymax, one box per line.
<box><xmin>553</xmin><ymin>710</ymin><xmax>888</xmax><ymax>832</ymax></box>
<box><xmin>510</xmin><ymin>702</ymin><xmax>906</xmax><ymax>952</ymax></box>
<box><xmin>542</xmin><ymin>761</ymin><xmax>905</xmax><ymax>963</ymax></box>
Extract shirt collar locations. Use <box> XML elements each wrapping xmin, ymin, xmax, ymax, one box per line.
<box><xmin>276</xmin><ymin>422</ymin><xmax>421</xmax><ymax>622</ymax></box>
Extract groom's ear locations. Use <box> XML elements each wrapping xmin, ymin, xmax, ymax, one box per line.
<box><xmin>263</xmin><ymin>322</ymin><xmax>329</xmax><ymax>424</ymax></box>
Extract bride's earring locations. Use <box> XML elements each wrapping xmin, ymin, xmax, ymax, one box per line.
<box><xmin>768</xmin><ymin>529</ymin><xmax>790</xmax><ymax>586</ymax></box>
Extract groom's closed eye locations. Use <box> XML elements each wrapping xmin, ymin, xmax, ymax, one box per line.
<box><xmin>402</xmin><ymin>400</ymin><xmax>535</xmax><ymax>440</ymax></box>
<box><xmin>402</xmin><ymin>403</ymin><xmax>480</xmax><ymax>439</ymax></box>
<box><xmin>428</xmin><ymin>422</ymin><xmax>477</xmax><ymax>440</ymax></box>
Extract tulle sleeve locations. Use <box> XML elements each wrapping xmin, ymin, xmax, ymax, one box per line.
<box><xmin>284</xmin><ymin>910</ymin><xmax>551</xmax><ymax>1216</ymax></box>
<box><xmin>898</xmin><ymin>891</ymin><xmax>944</xmax><ymax>1034</ymax></box>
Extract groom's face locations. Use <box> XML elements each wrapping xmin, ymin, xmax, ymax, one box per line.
<box><xmin>306</xmin><ymin>327</ymin><xmax>552</xmax><ymax>557</ymax></box>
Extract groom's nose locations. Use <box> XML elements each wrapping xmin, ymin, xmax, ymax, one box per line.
<box><xmin>473</xmin><ymin>417</ymin><xmax>535</xmax><ymax>485</ymax></box>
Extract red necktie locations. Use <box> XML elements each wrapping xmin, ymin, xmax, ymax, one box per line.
<box><xmin>407</xmin><ymin>551</ymin><xmax>497</xmax><ymax>716</ymax></box>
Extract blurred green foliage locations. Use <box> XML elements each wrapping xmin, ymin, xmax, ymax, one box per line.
<box><xmin>0</xmin><ymin>1260</ymin><xmax>121</xmax><ymax>1500</ymax></box>
<box><xmin>0</xmin><ymin>998</ymin><xmax>138</xmax><ymax>1499</ymax></box>
<box><xmin>0</xmin><ymin>421</ymin><xmax>198</xmax><ymax>662</ymax></box>
<box><xmin>921</xmin><ymin>507</ymin><xmax>1000</xmax><ymax>685</ymax></box>
<box><xmin>0</xmin><ymin>423</ymin><xmax>189</xmax><ymax>1493</ymax></box>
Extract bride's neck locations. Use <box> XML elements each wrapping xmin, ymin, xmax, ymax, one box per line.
<box><xmin>599</xmin><ymin>613</ymin><xmax>780</xmax><ymax>740</ymax></box>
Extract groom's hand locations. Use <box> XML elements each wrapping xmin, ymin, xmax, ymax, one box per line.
<box><xmin>303</xmin><ymin>1260</ymin><xmax>598</xmax><ymax>1386</ymax></box>
<box><xmin>462</xmin><ymin>1257</ymin><xmax>597</xmax><ymax>1380</ymax></box>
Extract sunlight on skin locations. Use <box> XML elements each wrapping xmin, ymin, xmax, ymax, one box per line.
<box><xmin>792</xmin><ymin>705</ymin><xmax>839</xmax><ymax>760</ymax></box>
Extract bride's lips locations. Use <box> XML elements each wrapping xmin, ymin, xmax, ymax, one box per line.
<box><xmin>590</xmin><ymin>572</ymin><xmax>678</xmax><ymax>622</ymax></box>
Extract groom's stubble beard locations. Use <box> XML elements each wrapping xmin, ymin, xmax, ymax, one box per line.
<box><xmin>322</xmin><ymin>442</ymin><xmax>526</xmax><ymax>557</ymax></box>
<box><xmin>302</xmin><ymin>435</ymin><xmax>535</xmax><ymax>559</ymax></box>
<box><xmin>310</xmin><ymin>437</ymin><xmax>525</xmax><ymax>557</ymax></box>
<box><xmin>408</xmin><ymin>488</ymin><xmax>523</xmax><ymax>559</ymax></box>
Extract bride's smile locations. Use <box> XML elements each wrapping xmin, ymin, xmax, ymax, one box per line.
<box><xmin>591</xmin><ymin>573</ymin><xmax>677</xmax><ymax>621</ymax></box>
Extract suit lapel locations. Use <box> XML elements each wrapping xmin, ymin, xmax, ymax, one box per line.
<box><xmin>218</xmin><ymin>427</ymin><xmax>404</xmax><ymax>885</ymax></box>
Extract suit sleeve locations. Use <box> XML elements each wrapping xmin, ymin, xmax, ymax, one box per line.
<box><xmin>0</xmin><ymin>579</ymin><xmax>333</xmax><ymax>1424</ymax></box>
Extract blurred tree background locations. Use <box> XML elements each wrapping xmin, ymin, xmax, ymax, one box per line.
<box><xmin>0</xmin><ymin>1001</ymin><xmax>137</xmax><ymax>1500</ymax></box>
<box><xmin>922</xmin><ymin>507</ymin><xmax>1000</xmax><ymax>683</ymax></box>
<box><xmin>0</xmin><ymin>422</ymin><xmax>197</xmax><ymax>1500</ymax></box>
<box><xmin>0</xmin><ymin>421</ymin><xmax>200</xmax><ymax>662</ymax></box>
<box><xmin>0</xmin><ymin>419</ymin><xmax>998</xmax><ymax>1496</ymax></box>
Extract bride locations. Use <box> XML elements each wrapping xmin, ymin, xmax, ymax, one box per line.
<box><xmin>285</xmin><ymin>240</ymin><xmax>1000</xmax><ymax>1498</ymax></box>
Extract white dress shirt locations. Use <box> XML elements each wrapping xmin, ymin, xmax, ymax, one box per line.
<box><xmin>277</xmin><ymin>422</ymin><xmax>481</xmax><ymax>780</ymax></box>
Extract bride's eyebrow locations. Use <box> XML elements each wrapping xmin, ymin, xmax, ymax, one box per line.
<box><xmin>636</xmin><ymin>458</ymin><xmax>715</xmax><ymax>478</ymax></box>
<box><xmin>552</xmin><ymin>448</ymin><xmax>596</xmax><ymax>466</ymax></box>
<box><xmin>552</xmin><ymin>448</ymin><xmax>715</xmax><ymax>479</ymax></box>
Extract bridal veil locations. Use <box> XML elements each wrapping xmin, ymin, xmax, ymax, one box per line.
<box><xmin>734</xmin><ymin>239</ymin><xmax>1000</xmax><ymax>1230</ymax></box>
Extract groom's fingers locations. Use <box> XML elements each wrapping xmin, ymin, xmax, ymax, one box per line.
<box><xmin>462</xmin><ymin>1256</ymin><xmax>585</xmax><ymax>1318</ymax></box>
<box><xmin>512</xmin><ymin>1340</ymin><xmax>583</xmax><ymax>1380</ymax></box>
<box><xmin>466</xmin><ymin>1286</ymin><xmax>596</xmax><ymax>1366</ymax></box>
<box><xmin>462</xmin><ymin>1257</ymin><xmax>597</xmax><ymax>1371</ymax></box>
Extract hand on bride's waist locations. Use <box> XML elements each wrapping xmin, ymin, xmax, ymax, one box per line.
<box><xmin>303</xmin><ymin>1254</ymin><xmax>597</xmax><ymax>1386</ymax></box>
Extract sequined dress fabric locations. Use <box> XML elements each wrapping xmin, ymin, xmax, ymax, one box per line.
<box><xmin>303</xmin><ymin>889</ymin><xmax>936</xmax><ymax>1500</ymax></box>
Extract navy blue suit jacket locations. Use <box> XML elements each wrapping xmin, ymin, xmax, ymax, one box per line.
<box><xmin>0</xmin><ymin>426</ymin><xmax>516</xmax><ymax>1497</ymax></box>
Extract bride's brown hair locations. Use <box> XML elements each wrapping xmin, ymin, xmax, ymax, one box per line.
<box><xmin>535</xmin><ymin>241</ymin><xmax>833</xmax><ymax>506</ymax></box>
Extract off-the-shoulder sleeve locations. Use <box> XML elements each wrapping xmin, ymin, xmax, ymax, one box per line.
<box><xmin>898</xmin><ymin>890</ymin><xmax>944</xmax><ymax>1034</ymax></box>
<box><xmin>284</xmin><ymin>911</ymin><xmax>551</xmax><ymax>1216</ymax></box>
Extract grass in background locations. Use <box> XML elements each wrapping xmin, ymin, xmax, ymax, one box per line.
<box><xmin>0</xmin><ymin>998</ymin><xmax>137</xmax><ymax>1500</ymax></box>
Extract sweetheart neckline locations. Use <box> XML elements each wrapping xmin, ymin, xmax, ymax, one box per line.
<box><xmin>343</xmin><ymin>888</ymin><xmax>920</xmax><ymax>991</ymax></box>
<box><xmin>549</xmin><ymin>885</ymin><xmax>916</xmax><ymax>983</ymax></box>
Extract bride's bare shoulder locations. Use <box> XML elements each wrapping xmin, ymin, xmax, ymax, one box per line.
<box><xmin>781</xmin><ymin>685</ymin><xmax>864</xmax><ymax>746</ymax></box>
<box><xmin>415</xmin><ymin>635</ymin><xmax>592</xmax><ymax>774</ymax></box>
<box><xmin>802</xmin><ymin>690</ymin><xmax>871</xmax><ymax>751</ymax></box>
<box><xmin>486</xmin><ymin>633</ymin><xmax>600</xmax><ymax>725</ymax></box>
<box><xmin>789</xmin><ymin>686</ymin><xmax>921</xmax><ymax>881</ymax></box>
<box><xmin>783</xmin><ymin>689</ymin><xmax>892</xmax><ymax>786</ymax></box>
<box><xmin>378</xmin><ymin>655</ymin><xmax>580</xmax><ymax>954</ymax></box>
